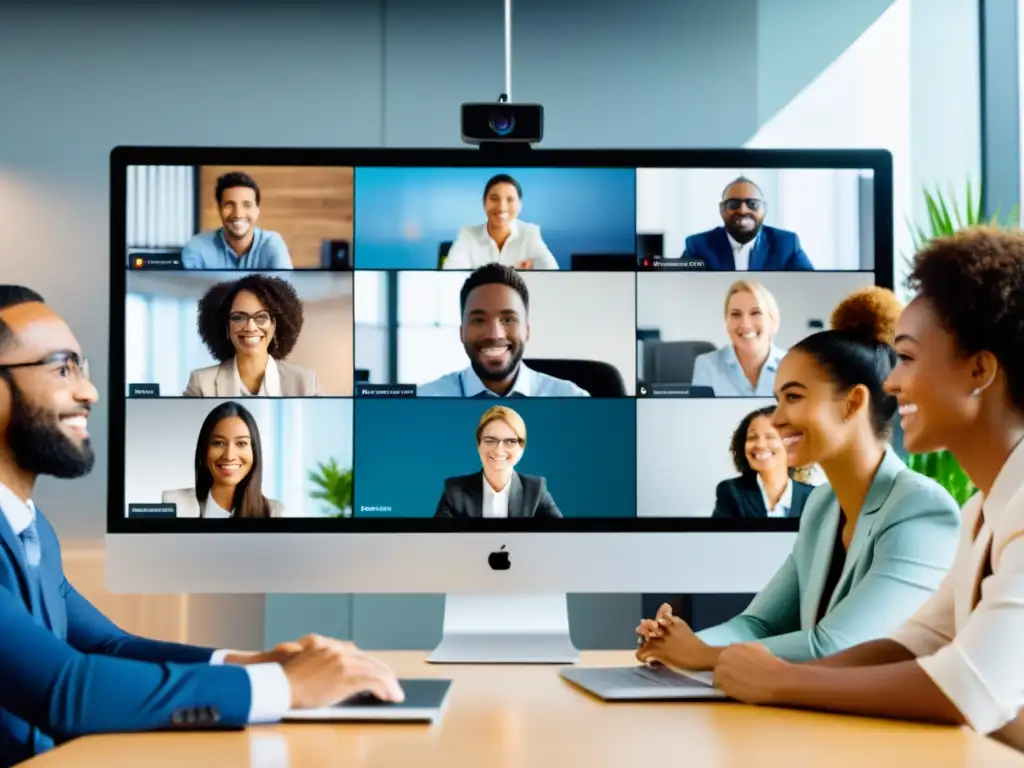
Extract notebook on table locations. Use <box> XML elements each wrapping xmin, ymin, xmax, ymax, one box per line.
<box><xmin>283</xmin><ymin>679</ymin><xmax>453</xmax><ymax>723</ymax></box>
<box><xmin>560</xmin><ymin>664</ymin><xmax>726</xmax><ymax>701</ymax></box>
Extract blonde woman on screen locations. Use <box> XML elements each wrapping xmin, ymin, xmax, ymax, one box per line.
<box><xmin>442</xmin><ymin>174</ymin><xmax>558</xmax><ymax>271</ymax></box>
<box><xmin>162</xmin><ymin>401</ymin><xmax>283</xmax><ymax>518</ymax></box>
<box><xmin>691</xmin><ymin>280</ymin><xmax>786</xmax><ymax>397</ymax></box>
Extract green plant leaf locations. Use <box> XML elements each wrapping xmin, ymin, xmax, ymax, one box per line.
<box><xmin>307</xmin><ymin>457</ymin><xmax>353</xmax><ymax>517</ymax></box>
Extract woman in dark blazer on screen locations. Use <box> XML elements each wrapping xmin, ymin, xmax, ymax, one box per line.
<box><xmin>434</xmin><ymin>405</ymin><xmax>562</xmax><ymax>519</ymax></box>
<box><xmin>712</xmin><ymin>405</ymin><xmax>814</xmax><ymax>519</ymax></box>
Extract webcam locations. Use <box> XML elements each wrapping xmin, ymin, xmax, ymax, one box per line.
<box><xmin>461</xmin><ymin>97</ymin><xmax>543</xmax><ymax>147</ymax></box>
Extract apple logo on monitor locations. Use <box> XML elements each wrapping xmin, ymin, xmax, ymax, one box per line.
<box><xmin>488</xmin><ymin>545</ymin><xmax>510</xmax><ymax>571</ymax></box>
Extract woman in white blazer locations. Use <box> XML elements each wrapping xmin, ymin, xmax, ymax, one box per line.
<box><xmin>710</xmin><ymin>226</ymin><xmax>1024</xmax><ymax>748</ymax></box>
<box><xmin>162</xmin><ymin>400</ymin><xmax>284</xmax><ymax>518</ymax></box>
<box><xmin>184</xmin><ymin>273</ymin><xmax>319</xmax><ymax>397</ymax></box>
<box><xmin>441</xmin><ymin>174</ymin><xmax>558</xmax><ymax>271</ymax></box>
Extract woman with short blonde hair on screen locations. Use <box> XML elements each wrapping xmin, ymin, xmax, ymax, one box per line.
<box><xmin>433</xmin><ymin>405</ymin><xmax>562</xmax><ymax>519</ymax></box>
<box><xmin>636</xmin><ymin>288</ymin><xmax>960</xmax><ymax>671</ymax></box>
<box><xmin>691</xmin><ymin>280</ymin><xmax>785</xmax><ymax>397</ymax></box>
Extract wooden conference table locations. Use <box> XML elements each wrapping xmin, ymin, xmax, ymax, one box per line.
<box><xmin>23</xmin><ymin>651</ymin><xmax>1024</xmax><ymax>767</ymax></box>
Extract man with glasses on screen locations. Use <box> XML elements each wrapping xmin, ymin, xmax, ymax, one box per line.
<box><xmin>0</xmin><ymin>285</ymin><xmax>401</xmax><ymax>766</ymax></box>
<box><xmin>682</xmin><ymin>177</ymin><xmax>814</xmax><ymax>271</ymax></box>
<box><xmin>416</xmin><ymin>264</ymin><xmax>589</xmax><ymax>397</ymax></box>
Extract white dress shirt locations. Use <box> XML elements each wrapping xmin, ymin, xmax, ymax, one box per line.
<box><xmin>0</xmin><ymin>483</ymin><xmax>291</xmax><ymax>724</ymax></box>
<box><xmin>442</xmin><ymin>220</ymin><xmax>559</xmax><ymax>270</ymax></box>
<box><xmin>233</xmin><ymin>355</ymin><xmax>281</xmax><ymax>397</ymax></box>
<box><xmin>726</xmin><ymin>231</ymin><xmax>757</xmax><ymax>271</ymax></box>
<box><xmin>756</xmin><ymin>474</ymin><xmax>794</xmax><ymax>518</ymax></box>
<box><xmin>889</xmin><ymin>437</ymin><xmax>1024</xmax><ymax>735</ymax></box>
<box><xmin>482</xmin><ymin>475</ymin><xmax>512</xmax><ymax>518</ymax></box>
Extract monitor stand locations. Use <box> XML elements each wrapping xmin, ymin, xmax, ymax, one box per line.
<box><xmin>427</xmin><ymin>593</ymin><xmax>580</xmax><ymax>664</ymax></box>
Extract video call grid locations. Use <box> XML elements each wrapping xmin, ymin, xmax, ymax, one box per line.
<box><xmin>116</xmin><ymin>159</ymin><xmax>885</xmax><ymax>527</ymax></box>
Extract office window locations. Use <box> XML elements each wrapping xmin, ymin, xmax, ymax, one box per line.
<box><xmin>353</xmin><ymin>271</ymin><xmax>389</xmax><ymax>383</ymax></box>
<box><xmin>396</xmin><ymin>271</ymin><xmax>466</xmax><ymax>384</ymax></box>
<box><xmin>746</xmin><ymin>0</ymin><xmax>912</xmax><ymax>289</ymax></box>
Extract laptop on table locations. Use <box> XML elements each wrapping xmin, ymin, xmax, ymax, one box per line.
<box><xmin>560</xmin><ymin>664</ymin><xmax>727</xmax><ymax>701</ymax></box>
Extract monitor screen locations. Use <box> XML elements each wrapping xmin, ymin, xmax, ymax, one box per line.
<box><xmin>109</xmin><ymin>148</ymin><xmax>892</xmax><ymax>534</ymax></box>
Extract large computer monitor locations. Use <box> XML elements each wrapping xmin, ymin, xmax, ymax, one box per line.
<box><xmin>107</xmin><ymin>147</ymin><xmax>893</xmax><ymax>663</ymax></box>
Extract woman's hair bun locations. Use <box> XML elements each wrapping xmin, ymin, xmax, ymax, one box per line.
<box><xmin>830</xmin><ymin>286</ymin><xmax>902</xmax><ymax>346</ymax></box>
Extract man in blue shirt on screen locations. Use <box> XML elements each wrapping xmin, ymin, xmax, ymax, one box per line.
<box><xmin>180</xmin><ymin>171</ymin><xmax>293</xmax><ymax>270</ymax></box>
<box><xmin>417</xmin><ymin>264</ymin><xmax>589</xmax><ymax>398</ymax></box>
<box><xmin>0</xmin><ymin>285</ymin><xmax>401</xmax><ymax>766</ymax></box>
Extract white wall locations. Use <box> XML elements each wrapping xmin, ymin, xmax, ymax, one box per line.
<box><xmin>635</xmin><ymin>167</ymin><xmax>866</xmax><ymax>270</ymax></box>
<box><xmin>635</xmin><ymin>271</ymin><xmax>874</xmax><ymax>349</ymax></box>
<box><xmin>637</xmin><ymin>398</ymin><xmax>775</xmax><ymax>516</ymax></box>
<box><xmin>355</xmin><ymin>271</ymin><xmax>637</xmax><ymax>394</ymax></box>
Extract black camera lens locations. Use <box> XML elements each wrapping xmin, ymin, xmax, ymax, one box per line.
<box><xmin>488</xmin><ymin>110</ymin><xmax>516</xmax><ymax>136</ymax></box>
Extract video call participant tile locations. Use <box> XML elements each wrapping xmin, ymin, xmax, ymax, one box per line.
<box><xmin>354</xmin><ymin>267</ymin><xmax>636</xmax><ymax>398</ymax></box>
<box><xmin>125</xmin><ymin>271</ymin><xmax>353</xmax><ymax>398</ymax></box>
<box><xmin>353</xmin><ymin>166</ymin><xmax>636</xmax><ymax>271</ymax></box>
<box><xmin>125</xmin><ymin>165</ymin><xmax>354</xmax><ymax>271</ymax></box>
<box><xmin>124</xmin><ymin>398</ymin><xmax>353</xmax><ymax>520</ymax></box>
<box><xmin>636</xmin><ymin>271</ymin><xmax>872</xmax><ymax>398</ymax></box>
<box><xmin>353</xmin><ymin>398</ymin><xmax>636</xmax><ymax>519</ymax></box>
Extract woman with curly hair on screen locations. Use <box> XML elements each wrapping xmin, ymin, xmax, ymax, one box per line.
<box><xmin>711</xmin><ymin>227</ymin><xmax>1024</xmax><ymax>749</ymax></box>
<box><xmin>636</xmin><ymin>286</ymin><xmax>960</xmax><ymax>673</ymax></box>
<box><xmin>183</xmin><ymin>273</ymin><xmax>319</xmax><ymax>397</ymax></box>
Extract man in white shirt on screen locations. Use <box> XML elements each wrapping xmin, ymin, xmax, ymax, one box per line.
<box><xmin>0</xmin><ymin>285</ymin><xmax>401</xmax><ymax>766</ymax></box>
<box><xmin>417</xmin><ymin>265</ymin><xmax>588</xmax><ymax>398</ymax></box>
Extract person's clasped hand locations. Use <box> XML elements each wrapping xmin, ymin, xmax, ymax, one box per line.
<box><xmin>634</xmin><ymin>603</ymin><xmax>714</xmax><ymax>669</ymax></box>
<box><xmin>713</xmin><ymin>642</ymin><xmax>791</xmax><ymax>705</ymax></box>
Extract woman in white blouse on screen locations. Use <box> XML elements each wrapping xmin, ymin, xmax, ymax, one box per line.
<box><xmin>710</xmin><ymin>227</ymin><xmax>1024</xmax><ymax>749</ymax></box>
<box><xmin>441</xmin><ymin>174</ymin><xmax>559</xmax><ymax>271</ymax></box>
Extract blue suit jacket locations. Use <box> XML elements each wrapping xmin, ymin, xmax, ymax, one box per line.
<box><xmin>683</xmin><ymin>225</ymin><xmax>814</xmax><ymax>271</ymax></box>
<box><xmin>697</xmin><ymin>448</ymin><xmax>961</xmax><ymax>661</ymax></box>
<box><xmin>0</xmin><ymin>507</ymin><xmax>252</xmax><ymax>766</ymax></box>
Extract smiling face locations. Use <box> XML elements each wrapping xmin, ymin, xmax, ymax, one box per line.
<box><xmin>484</xmin><ymin>181</ymin><xmax>521</xmax><ymax>232</ymax></box>
<box><xmin>460</xmin><ymin>283</ymin><xmax>528</xmax><ymax>383</ymax></box>
<box><xmin>205</xmin><ymin>416</ymin><xmax>253</xmax><ymax>488</ymax></box>
<box><xmin>477</xmin><ymin>417</ymin><xmax>523</xmax><ymax>477</ymax></box>
<box><xmin>772</xmin><ymin>349</ymin><xmax>864</xmax><ymax>468</ymax></box>
<box><xmin>745</xmin><ymin>415</ymin><xmax>787</xmax><ymax>475</ymax></box>
<box><xmin>885</xmin><ymin>296</ymin><xmax>981</xmax><ymax>453</ymax></box>
<box><xmin>720</xmin><ymin>180</ymin><xmax>765</xmax><ymax>244</ymax></box>
<box><xmin>0</xmin><ymin>302</ymin><xmax>98</xmax><ymax>483</ymax></box>
<box><xmin>219</xmin><ymin>185</ymin><xmax>259</xmax><ymax>240</ymax></box>
<box><xmin>727</xmin><ymin>289</ymin><xmax>772</xmax><ymax>356</ymax></box>
<box><xmin>228</xmin><ymin>290</ymin><xmax>275</xmax><ymax>357</ymax></box>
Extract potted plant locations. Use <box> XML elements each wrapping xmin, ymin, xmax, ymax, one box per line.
<box><xmin>308</xmin><ymin>458</ymin><xmax>354</xmax><ymax>518</ymax></box>
<box><xmin>899</xmin><ymin>182</ymin><xmax>1016</xmax><ymax>505</ymax></box>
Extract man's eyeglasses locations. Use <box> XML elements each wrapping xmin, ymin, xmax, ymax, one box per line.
<box><xmin>721</xmin><ymin>198</ymin><xmax>763</xmax><ymax>212</ymax></box>
<box><xmin>229</xmin><ymin>311</ymin><xmax>273</xmax><ymax>327</ymax></box>
<box><xmin>0</xmin><ymin>351</ymin><xmax>90</xmax><ymax>382</ymax></box>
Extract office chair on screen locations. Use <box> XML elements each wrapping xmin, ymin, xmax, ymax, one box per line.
<box><xmin>642</xmin><ymin>340</ymin><xmax>715</xmax><ymax>384</ymax></box>
<box><xmin>437</xmin><ymin>241</ymin><xmax>453</xmax><ymax>268</ymax></box>
<box><xmin>523</xmin><ymin>359</ymin><xmax>626</xmax><ymax>397</ymax></box>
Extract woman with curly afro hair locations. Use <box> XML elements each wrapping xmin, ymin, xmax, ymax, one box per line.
<box><xmin>711</xmin><ymin>226</ymin><xmax>1024</xmax><ymax>749</ymax></box>
<box><xmin>183</xmin><ymin>274</ymin><xmax>319</xmax><ymax>396</ymax></box>
<box><xmin>636</xmin><ymin>286</ymin><xmax>960</xmax><ymax>677</ymax></box>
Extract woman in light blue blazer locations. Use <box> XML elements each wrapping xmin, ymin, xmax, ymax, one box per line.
<box><xmin>691</xmin><ymin>280</ymin><xmax>787</xmax><ymax>397</ymax></box>
<box><xmin>636</xmin><ymin>287</ymin><xmax>961</xmax><ymax>669</ymax></box>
